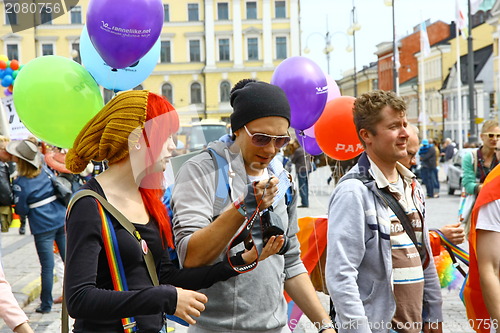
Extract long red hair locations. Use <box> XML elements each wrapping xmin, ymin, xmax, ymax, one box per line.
<box><xmin>139</xmin><ymin>93</ymin><xmax>179</xmax><ymax>249</ymax></box>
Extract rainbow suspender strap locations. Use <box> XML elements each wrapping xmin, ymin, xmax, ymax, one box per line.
<box><xmin>98</xmin><ymin>201</ymin><xmax>137</xmax><ymax>333</ymax></box>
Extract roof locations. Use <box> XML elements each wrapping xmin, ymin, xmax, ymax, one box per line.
<box><xmin>441</xmin><ymin>44</ymin><xmax>493</xmax><ymax>89</ymax></box>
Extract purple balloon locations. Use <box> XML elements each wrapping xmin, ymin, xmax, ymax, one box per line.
<box><xmin>87</xmin><ymin>0</ymin><xmax>164</xmax><ymax>69</ymax></box>
<box><xmin>295</xmin><ymin>128</ymin><xmax>323</xmax><ymax>156</ymax></box>
<box><xmin>3</xmin><ymin>88</ymin><xmax>12</xmax><ymax>96</ymax></box>
<box><xmin>325</xmin><ymin>73</ymin><xmax>341</xmax><ymax>102</ymax></box>
<box><xmin>271</xmin><ymin>56</ymin><xmax>327</xmax><ymax>130</ymax></box>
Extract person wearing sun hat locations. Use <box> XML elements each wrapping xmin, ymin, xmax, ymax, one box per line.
<box><xmin>171</xmin><ymin>79</ymin><xmax>335</xmax><ymax>332</ymax></box>
<box><xmin>6</xmin><ymin>138</ymin><xmax>66</xmax><ymax>314</ymax></box>
<box><xmin>63</xmin><ymin>90</ymin><xmax>266</xmax><ymax>333</ymax></box>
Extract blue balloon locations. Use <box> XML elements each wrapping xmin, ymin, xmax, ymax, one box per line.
<box><xmin>0</xmin><ymin>70</ymin><xmax>5</xmax><ymax>79</ymax></box>
<box><xmin>1</xmin><ymin>75</ymin><xmax>13</xmax><ymax>87</ymax></box>
<box><xmin>79</xmin><ymin>25</ymin><xmax>160</xmax><ymax>92</ymax></box>
<box><xmin>4</xmin><ymin>67</ymin><xmax>13</xmax><ymax>76</ymax></box>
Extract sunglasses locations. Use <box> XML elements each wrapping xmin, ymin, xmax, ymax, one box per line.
<box><xmin>243</xmin><ymin>125</ymin><xmax>291</xmax><ymax>148</ymax></box>
<box><xmin>483</xmin><ymin>133</ymin><xmax>500</xmax><ymax>139</ymax></box>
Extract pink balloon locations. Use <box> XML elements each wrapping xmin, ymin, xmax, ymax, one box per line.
<box><xmin>325</xmin><ymin>74</ymin><xmax>341</xmax><ymax>102</ymax></box>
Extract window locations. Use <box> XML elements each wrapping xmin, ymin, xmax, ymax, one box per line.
<box><xmin>220</xmin><ymin>81</ymin><xmax>230</xmax><ymax>102</ymax></box>
<box><xmin>70</xmin><ymin>6</ymin><xmax>82</xmax><ymax>24</ymax></box>
<box><xmin>276</xmin><ymin>37</ymin><xmax>286</xmax><ymax>59</ymax></box>
<box><xmin>275</xmin><ymin>1</ymin><xmax>285</xmax><ymax>18</ymax></box>
<box><xmin>6</xmin><ymin>44</ymin><xmax>18</xmax><ymax>60</ymax></box>
<box><xmin>191</xmin><ymin>82</ymin><xmax>202</xmax><ymax>104</ymax></box>
<box><xmin>42</xmin><ymin>44</ymin><xmax>53</xmax><ymax>56</ymax></box>
<box><xmin>218</xmin><ymin>39</ymin><xmax>230</xmax><ymax>61</ymax></box>
<box><xmin>189</xmin><ymin>40</ymin><xmax>201</xmax><ymax>62</ymax></box>
<box><xmin>218</xmin><ymin>3</ymin><xmax>228</xmax><ymax>20</ymax></box>
<box><xmin>133</xmin><ymin>85</ymin><xmax>143</xmax><ymax>90</ymax></box>
<box><xmin>160</xmin><ymin>41</ymin><xmax>171</xmax><ymax>63</ymax></box>
<box><xmin>247</xmin><ymin>38</ymin><xmax>258</xmax><ymax>60</ymax></box>
<box><xmin>164</xmin><ymin>4</ymin><xmax>170</xmax><ymax>22</ymax></box>
<box><xmin>72</xmin><ymin>43</ymin><xmax>81</xmax><ymax>64</ymax></box>
<box><xmin>5</xmin><ymin>11</ymin><xmax>17</xmax><ymax>25</ymax></box>
<box><xmin>40</xmin><ymin>7</ymin><xmax>52</xmax><ymax>24</ymax></box>
<box><xmin>188</xmin><ymin>3</ymin><xmax>199</xmax><ymax>21</ymax></box>
<box><xmin>162</xmin><ymin>83</ymin><xmax>173</xmax><ymax>103</ymax></box>
<box><xmin>246</xmin><ymin>2</ymin><xmax>257</xmax><ymax>19</ymax></box>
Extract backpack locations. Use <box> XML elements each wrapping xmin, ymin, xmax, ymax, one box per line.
<box><xmin>0</xmin><ymin>162</ymin><xmax>13</xmax><ymax>206</ymax></box>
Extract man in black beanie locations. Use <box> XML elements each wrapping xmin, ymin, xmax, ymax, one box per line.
<box><xmin>172</xmin><ymin>79</ymin><xmax>335</xmax><ymax>333</ymax></box>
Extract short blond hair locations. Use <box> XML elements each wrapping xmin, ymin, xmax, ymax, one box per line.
<box><xmin>0</xmin><ymin>135</ymin><xmax>10</xmax><ymax>143</ymax></box>
<box><xmin>481</xmin><ymin>120</ymin><xmax>499</xmax><ymax>134</ymax></box>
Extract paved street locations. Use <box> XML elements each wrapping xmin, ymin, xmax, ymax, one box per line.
<box><xmin>0</xmin><ymin>165</ymin><xmax>473</xmax><ymax>332</ymax></box>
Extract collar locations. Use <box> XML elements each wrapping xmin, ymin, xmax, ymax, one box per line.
<box><xmin>365</xmin><ymin>155</ymin><xmax>416</xmax><ymax>198</ymax></box>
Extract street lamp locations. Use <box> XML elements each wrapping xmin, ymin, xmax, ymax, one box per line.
<box><xmin>348</xmin><ymin>0</ymin><xmax>361</xmax><ymax>97</ymax></box>
<box><xmin>384</xmin><ymin>0</ymin><xmax>398</xmax><ymax>95</ymax></box>
<box><xmin>303</xmin><ymin>31</ymin><xmax>352</xmax><ymax>75</ymax></box>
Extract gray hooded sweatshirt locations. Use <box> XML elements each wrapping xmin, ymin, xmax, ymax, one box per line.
<box><xmin>172</xmin><ymin>140</ymin><xmax>307</xmax><ymax>332</ymax></box>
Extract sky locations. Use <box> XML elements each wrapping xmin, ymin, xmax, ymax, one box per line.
<box><xmin>299</xmin><ymin>0</ymin><xmax>475</xmax><ymax>80</ymax></box>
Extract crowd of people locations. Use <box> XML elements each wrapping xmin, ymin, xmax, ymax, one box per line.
<box><xmin>0</xmin><ymin>84</ymin><xmax>498</xmax><ymax>333</ymax></box>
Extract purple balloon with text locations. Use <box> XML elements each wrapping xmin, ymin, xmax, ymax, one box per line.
<box><xmin>271</xmin><ymin>56</ymin><xmax>328</xmax><ymax>130</ymax></box>
<box><xmin>295</xmin><ymin>127</ymin><xmax>323</xmax><ymax>156</ymax></box>
<box><xmin>87</xmin><ymin>0</ymin><xmax>164</xmax><ymax>69</ymax></box>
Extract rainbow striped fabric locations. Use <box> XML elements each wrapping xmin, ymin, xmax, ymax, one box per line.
<box><xmin>98</xmin><ymin>201</ymin><xmax>137</xmax><ymax>333</ymax></box>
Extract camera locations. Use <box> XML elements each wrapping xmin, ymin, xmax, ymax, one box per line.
<box><xmin>260</xmin><ymin>207</ymin><xmax>289</xmax><ymax>255</ymax></box>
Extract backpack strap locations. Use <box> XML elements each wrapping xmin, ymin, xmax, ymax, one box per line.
<box><xmin>68</xmin><ymin>190</ymin><xmax>159</xmax><ymax>287</ymax></box>
<box><xmin>340</xmin><ymin>173</ymin><xmax>427</xmax><ymax>263</ymax></box>
<box><xmin>206</xmin><ymin>148</ymin><xmax>232</xmax><ymax>216</ymax></box>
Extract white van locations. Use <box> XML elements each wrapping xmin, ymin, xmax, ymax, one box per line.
<box><xmin>187</xmin><ymin>119</ymin><xmax>229</xmax><ymax>152</ymax></box>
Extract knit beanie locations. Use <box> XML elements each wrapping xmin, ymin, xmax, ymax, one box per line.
<box><xmin>66</xmin><ymin>90</ymin><xmax>149</xmax><ymax>173</ymax></box>
<box><xmin>230</xmin><ymin>79</ymin><xmax>291</xmax><ymax>132</ymax></box>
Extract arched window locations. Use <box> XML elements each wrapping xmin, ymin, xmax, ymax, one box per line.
<box><xmin>162</xmin><ymin>83</ymin><xmax>173</xmax><ymax>103</ymax></box>
<box><xmin>133</xmin><ymin>84</ymin><xmax>143</xmax><ymax>90</ymax></box>
<box><xmin>191</xmin><ymin>82</ymin><xmax>202</xmax><ymax>104</ymax></box>
<box><xmin>220</xmin><ymin>81</ymin><xmax>230</xmax><ymax>102</ymax></box>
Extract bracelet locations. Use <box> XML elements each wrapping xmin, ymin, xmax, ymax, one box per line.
<box><xmin>233</xmin><ymin>196</ymin><xmax>246</xmax><ymax>217</ymax></box>
<box><xmin>318</xmin><ymin>323</ymin><xmax>335</xmax><ymax>333</ymax></box>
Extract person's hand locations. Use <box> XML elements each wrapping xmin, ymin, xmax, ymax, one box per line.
<box><xmin>440</xmin><ymin>223</ymin><xmax>465</xmax><ymax>245</ymax></box>
<box><xmin>241</xmin><ymin>235</ymin><xmax>285</xmax><ymax>263</ymax></box>
<box><xmin>14</xmin><ymin>322</ymin><xmax>34</xmax><ymax>333</ymax></box>
<box><xmin>253</xmin><ymin>177</ymin><xmax>279</xmax><ymax>210</ymax></box>
<box><xmin>174</xmin><ymin>288</ymin><xmax>208</xmax><ymax>325</ymax></box>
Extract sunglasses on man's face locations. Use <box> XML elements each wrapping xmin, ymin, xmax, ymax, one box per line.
<box><xmin>243</xmin><ymin>125</ymin><xmax>291</xmax><ymax>148</ymax></box>
<box><xmin>484</xmin><ymin>133</ymin><xmax>500</xmax><ymax>139</ymax></box>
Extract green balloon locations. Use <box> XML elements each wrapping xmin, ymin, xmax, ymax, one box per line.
<box><xmin>13</xmin><ymin>56</ymin><xmax>103</xmax><ymax>148</ymax></box>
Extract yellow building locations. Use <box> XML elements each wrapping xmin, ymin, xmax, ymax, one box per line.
<box><xmin>0</xmin><ymin>0</ymin><xmax>301</xmax><ymax>124</ymax></box>
<box><xmin>337</xmin><ymin>61</ymin><xmax>378</xmax><ymax>97</ymax></box>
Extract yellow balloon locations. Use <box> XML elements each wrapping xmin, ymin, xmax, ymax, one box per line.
<box><xmin>0</xmin><ymin>54</ymin><xmax>9</xmax><ymax>62</ymax></box>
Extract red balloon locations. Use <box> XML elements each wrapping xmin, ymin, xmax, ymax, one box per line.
<box><xmin>314</xmin><ymin>96</ymin><xmax>364</xmax><ymax>161</ymax></box>
<box><xmin>10</xmin><ymin>60</ymin><xmax>19</xmax><ymax>70</ymax></box>
<box><xmin>0</xmin><ymin>61</ymin><xmax>6</xmax><ymax>70</ymax></box>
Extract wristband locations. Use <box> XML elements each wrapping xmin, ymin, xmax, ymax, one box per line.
<box><xmin>318</xmin><ymin>323</ymin><xmax>335</xmax><ymax>333</ymax></box>
<box><xmin>233</xmin><ymin>196</ymin><xmax>246</xmax><ymax>217</ymax></box>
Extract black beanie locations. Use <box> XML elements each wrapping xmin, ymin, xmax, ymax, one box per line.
<box><xmin>230</xmin><ymin>80</ymin><xmax>291</xmax><ymax>133</ymax></box>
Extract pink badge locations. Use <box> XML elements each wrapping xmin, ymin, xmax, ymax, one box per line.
<box><xmin>141</xmin><ymin>239</ymin><xmax>148</xmax><ymax>255</ymax></box>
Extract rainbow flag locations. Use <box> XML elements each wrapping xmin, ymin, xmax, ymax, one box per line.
<box><xmin>287</xmin><ymin>217</ymin><xmax>328</xmax><ymax>331</ymax></box>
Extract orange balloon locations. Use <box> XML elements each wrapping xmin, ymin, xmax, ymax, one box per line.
<box><xmin>9</xmin><ymin>59</ymin><xmax>19</xmax><ymax>70</ymax></box>
<box><xmin>314</xmin><ymin>96</ymin><xmax>364</xmax><ymax>160</ymax></box>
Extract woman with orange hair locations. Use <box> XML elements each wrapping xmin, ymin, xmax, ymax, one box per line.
<box><xmin>64</xmin><ymin>91</ymin><xmax>273</xmax><ymax>333</ymax></box>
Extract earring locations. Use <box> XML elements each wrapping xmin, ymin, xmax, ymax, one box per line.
<box><xmin>135</xmin><ymin>143</ymin><xmax>141</xmax><ymax>150</ymax></box>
